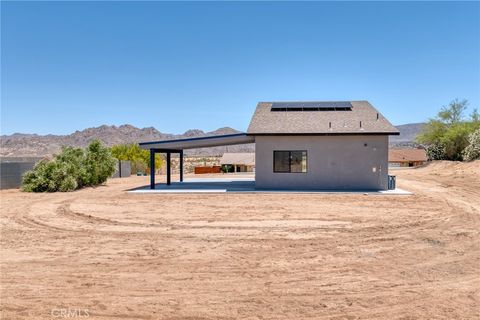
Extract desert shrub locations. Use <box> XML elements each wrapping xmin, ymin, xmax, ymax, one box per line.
<box><xmin>221</xmin><ymin>165</ymin><xmax>233</xmax><ymax>173</ymax></box>
<box><xmin>22</xmin><ymin>160</ymin><xmax>61</xmax><ymax>192</ymax></box>
<box><xmin>132</xmin><ymin>159</ymin><xmax>147</xmax><ymax>174</ymax></box>
<box><xmin>425</xmin><ymin>143</ymin><xmax>447</xmax><ymax>161</ymax></box>
<box><xmin>417</xmin><ymin>99</ymin><xmax>479</xmax><ymax>161</ymax></box>
<box><xmin>462</xmin><ymin>129</ymin><xmax>480</xmax><ymax>161</ymax></box>
<box><xmin>55</xmin><ymin>146</ymin><xmax>88</xmax><ymax>188</ymax></box>
<box><xmin>22</xmin><ymin>140</ymin><xmax>116</xmax><ymax>192</ymax></box>
<box><xmin>111</xmin><ymin>143</ymin><xmax>162</xmax><ymax>174</ymax></box>
<box><xmin>83</xmin><ymin>140</ymin><xmax>116</xmax><ymax>185</ymax></box>
<box><xmin>59</xmin><ymin>175</ymin><xmax>78</xmax><ymax>192</ymax></box>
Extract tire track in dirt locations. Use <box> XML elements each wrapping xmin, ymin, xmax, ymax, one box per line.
<box><xmin>56</xmin><ymin>200</ymin><xmax>153</xmax><ymax>228</ymax></box>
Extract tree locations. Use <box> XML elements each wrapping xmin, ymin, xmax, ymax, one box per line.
<box><xmin>471</xmin><ymin>108</ymin><xmax>479</xmax><ymax>123</ymax></box>
<box><xmin>110</xmin><ymin>143</ymin><xmax>162</xmax><ymax>174</ymax></box>
<box><xmin>437</xmin><ymin>98</ymin><xmax>468</xmax><ymax>125</ymax></box>
<box><xmin>417</xmin><ymin>99</ymin><xmax>480</xmax><ymax>161</ymax></box>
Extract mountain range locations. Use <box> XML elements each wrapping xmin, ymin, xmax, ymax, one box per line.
<box><xmin>389</xmin><ymin>123</ymin><xmax>425</xmax><ymax>146</ymax></box>
<box><xmin>0</xmin><ymin>123</ymin><xmax>425</xmax><ymax>157</ymax></box>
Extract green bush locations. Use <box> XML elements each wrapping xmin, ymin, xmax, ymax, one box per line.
<box><xmin>132</xmin><ymin>159</ymin><xmax>147</xmax><ymax>174</ymax></box>
<box><xmin>221</xmin><ymin>164</ymin><xmax>233</xmax><ymax>173</ymax></box>
<box><xmin>462</xmin><ymin>129</ymin><xmax>480</xmax><ymax>161</ymax></box>
<box><xmin>59</xmin><ymin>175</ymin><xmax>78</xmax><ymax>192</ymax></box>
<box><xmin>84</xmin><ymin>140</ymin><xmax>116</xmax><ymax>185</ymax></box>
<box><xmin>22</xmin><ymin>160</ymin><xmax>60</xmax><ymax>192</ymax></box>
<box><xmin>425</xmin><ymin>143</ymin><xmax>447</xmax><ymax>161</ymax></box>
<box><xmin>22</xmin><ymin>140</ymin><xmax>116</xmax><ymax>192</ymax></box>
<box><xmin>417</xmin><ymin>99</ymin><xmax>480</xmax><ymax>161</ymax></box>
<box><xmin>110</xmin><ymin>143</ymin><xmax>162</xmax><ymax>174</ymax></box>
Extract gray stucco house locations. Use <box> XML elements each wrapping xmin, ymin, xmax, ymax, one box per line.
<box><xmin>140</xmin><ymin>101</ymin><xmax>399</xmax><ymax>190</ymax></box>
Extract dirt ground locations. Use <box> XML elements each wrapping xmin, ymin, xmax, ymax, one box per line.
<box><xmin>1</xmin><ymin>161</ymin><xmax>479</xmax><ymax>319</ymax></box>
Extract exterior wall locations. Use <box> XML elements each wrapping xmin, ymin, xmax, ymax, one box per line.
<box><xmin>255</xmin><ymin>135</ymin><xmax>389</xmax><ymax>190</ymax></box>
<box><xmin>389</xmin><ymin>162</ymin><xmax>402</xmax><ymax>168</ymax></box>
<box><xmin>235</xmin><ymin>165</ymin><xmax>254</xmax><ymax>172</ymax></box>
<box><xmin>222</xmin><ymin>164</ymin><xmax>255</xmax><ymax>173</ymax></box>
<box><xmin>388</xmin><ymin>161</ymin><xmax>427</xmax><ymax>168</ymax></box>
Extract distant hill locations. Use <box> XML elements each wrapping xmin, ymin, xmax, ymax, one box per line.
<box><xmin>0</xmin><ymin>125</ymin><xmax>254</xmax><ymax>157</ymax></box>
<box><xmin>1</xmin><ymin>122</ymin><xmax>425</xmax><ymax>157</ymax></box>
<box><xmin>389</xmin><ymin>123</ymin><xmax>425</xmax><ymax>147</ymax></box>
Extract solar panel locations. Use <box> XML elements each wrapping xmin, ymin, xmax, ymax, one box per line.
<box><xmin>270</xmin><ymin>101</ymin><xmax>352</xmax><ymax>111</ymax></box>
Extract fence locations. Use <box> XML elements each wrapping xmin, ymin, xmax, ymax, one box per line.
<box><xmin>194</xmin><ymin>166</ymin><xmax>221</xmax><ymax>174</ymax></box>
<box><xmin>0</xmin><ymin>157</ymin><xmax>43</xmax><ymax>190</ymax></box>
<box><xmin>0</xmin><ymin>158</ymin><xmax>132</xmax><ymax>189</ymax></box>
<box><xmin>111</xmin><ymin>160</ymin><xmax>131</xmax><ymax>178</ymax></box>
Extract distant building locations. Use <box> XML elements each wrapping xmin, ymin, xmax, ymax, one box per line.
<box><xmin>220</xmin><ymin>153</ymin><xmax>255</xmax><ymax>173</ymax></box>
<box><xmin>389</xmin><ymin>148</ymin><xmax>427</xmax><ymax>167</ymax></box>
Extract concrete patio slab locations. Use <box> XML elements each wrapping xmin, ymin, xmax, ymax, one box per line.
<box><xmin>127</xmin><ymin>177</ymin><xmax>412</xmax><ymax>195</ymax></box>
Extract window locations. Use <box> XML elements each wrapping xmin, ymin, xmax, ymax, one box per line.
<box><xmin>273</xmin><ymin>151</ymin><xmax>307</xmax><ymax>173</ymax></box>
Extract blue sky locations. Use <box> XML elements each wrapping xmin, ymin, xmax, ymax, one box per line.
<box><xmin>1</xmin><ymin>1</ymin><xmax>479</xmax><ymax>135</ymax></box>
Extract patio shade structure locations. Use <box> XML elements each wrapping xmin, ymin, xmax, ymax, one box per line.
<box><xmin>139</xmin><ymin>133</ymin><xmax>255</xmax><ymax>189</ymax></box>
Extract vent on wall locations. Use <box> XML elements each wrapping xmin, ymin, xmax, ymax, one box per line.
<box><xmin>271</xmin><ymin>101</ymin><xmax>353</xmax><ymax>112</ymax></box>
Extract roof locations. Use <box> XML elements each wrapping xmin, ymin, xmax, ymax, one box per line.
<box><xmin>220</xmin><ymin>153</ymin><xmax>255</xmax><ymax>166</ymax></box>
<box><xmin>139</xmin><ymin>133</ymin><xmax>255</xmax><ymax>150</ymax></box>
<box><xmin>247</xmin><ymin>101</ymin><xmax>400</xmax><ymax>135</ymax></box>
<box><xmin>389</xmin><ymin>148</ymin><xmax>428</xmax><ymax>162</ymax></box>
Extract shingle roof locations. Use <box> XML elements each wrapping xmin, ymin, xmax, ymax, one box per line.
<box><xmin>247</xmin><ymin>101</ymin><xmax>399</xmax><ymax>135</ymax></box>
<box><xmin>220</xmin><ymin>153</ymin><xmax>255</xmax><ymax>166</ymax></box>
<box><xmin>389</xmin><ymin>148</ymin><xmax>428</xmax><ymax>162</ymax></box>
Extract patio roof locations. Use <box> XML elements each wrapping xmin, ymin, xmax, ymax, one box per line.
<box><xmin>140</xmin><ymin>133</ymin><xmax>255</xmax><ymax>189</ymax></box>
<box><xmin>139</xmin><ymin>133</ymin><xmax>255</xmax><ymax>151</ymax></box>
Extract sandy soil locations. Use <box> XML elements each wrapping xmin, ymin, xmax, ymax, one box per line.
<box><xmin>1</xmin><ymin>161</ymin><xmax>479</xmax><ymax>319</ymax></box>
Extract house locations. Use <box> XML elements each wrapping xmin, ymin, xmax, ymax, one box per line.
<box><xmin>139</xmin><ymin>101</ymin><xmax>399</xmax><ymax>190</ymax></box>
<box><xmin>220</xmin><ymin>153</ymin><xmax>255</xmax><ymax>173</ymax></box>
<box><xmin>389</xmin><ymin>148</ymin><xmax>428</xmax><ymax>167</ymax></box>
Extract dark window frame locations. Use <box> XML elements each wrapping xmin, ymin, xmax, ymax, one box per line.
<box><xmin>273</xmin><ymin>150</ymin><xmax>308</xmax><ymax>173</ymax></box>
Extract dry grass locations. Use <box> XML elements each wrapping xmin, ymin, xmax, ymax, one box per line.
<box><xmin>1</xmin><ymin>161</ymin><xmax>479</xmax><ymax>319</ymax></box>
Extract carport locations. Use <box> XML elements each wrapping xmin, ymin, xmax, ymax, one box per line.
<box><xmin>139</xmin><ymin>133</ymin><xmax>255</xmax><ymax>189</ymax></box>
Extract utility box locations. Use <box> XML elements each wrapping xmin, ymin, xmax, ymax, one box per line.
<box><xmin>388</xmin><ymin>175</ymin><xmax>396</xmax><ymax>190</ymax></box>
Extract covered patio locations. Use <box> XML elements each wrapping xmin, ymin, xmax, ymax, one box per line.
<box><xmin>139</xmin><ymin>133</ymin><xmax>255</xmax><ymax>189</ymax></box>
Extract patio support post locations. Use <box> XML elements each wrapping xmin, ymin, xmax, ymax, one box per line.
<box><xmin>150</xmin><ymin>149</ymin><xmax>155</xmax><ymax>189</ymax></box>
<box><xmin>179</xmin><ymin>150</ymin><xmax>184</xmax><ymax>182</ymax></box>
<box><xmin>166</xmin><ymin>152</ymin><xmax>171</xmax><ymax>185</ymax></box>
